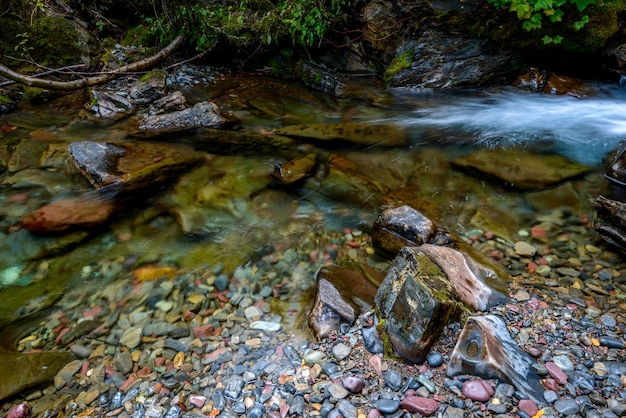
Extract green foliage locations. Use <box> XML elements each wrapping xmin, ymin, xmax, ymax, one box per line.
<box><xmin>278</xmin><ymin>0</ymin><xmax>348</xmax><ymax>46</ymax></box>
<box><xmin>487</xmin><ymin>0</ymin><xmax>596</xmax><ymax>43</ymax></box>
<box><xmin>136</xmin><ymin>0</ymin><xmax>349</xmax><ymax>52</ymax></box>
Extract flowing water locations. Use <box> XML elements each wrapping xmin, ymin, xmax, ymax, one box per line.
<box><xmin>0</xmin><ymin>74</ymin><xmax>625</xmax><ymax>320</ymax></box>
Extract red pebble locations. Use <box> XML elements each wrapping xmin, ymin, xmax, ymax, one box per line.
<box><xmin>519</xmin><ymin>399</ymin><xmax>539</xmax><ymax>416</ymax></box>
<box><xmin>545</xmin><ymin>362</ymin><xmax>568</xmax><ymax>384</ymax></box>
<box><xmin>462</xmin><ymin>380</ymin><xmax>494</xmax><ymax>402</ymax></box>
<box><xmin>7</xmin><ymin>402</ymin><xmax>29</xmax><ymax>418</ymax></box>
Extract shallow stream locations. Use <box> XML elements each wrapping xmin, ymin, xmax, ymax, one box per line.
<box><xmin>0</xmin><ymin>72</ymin><xmax>625</xmax><ymax>324</ymax></box>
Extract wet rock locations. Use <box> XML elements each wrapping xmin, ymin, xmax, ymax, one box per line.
<box><xmin>389</xmin><ymin>33</ymin><xmax>520</xmax><ymax>88</ymax></box>
<box><xmin>371</xmin><ymin>205</ymin><xmax>437</xmax><ymax>257</ymax></box>
<box><xmin>308</xmin><ymin>263</ymin><xmax>384</xmax><ymax>339</ymax></box>
<box><xmin>21</xmin><ymin>193</ymin><xmax>115</xmax><ymax>232</ymax></box>
<box><xmin>274</xmin><ymin>122</ymin><xmax>408</xmax><ymax>146</ymax></box>
<box><xmin>594</xmin><ymin>195</ymin><xmax>626</xmax><ymax>251</ymax></box>
<box><xmin>374</xmin><ymin>246</ymin><xmax>463</xmax><ymax>364</ymax></box>
<box><xmin>452</xmin><ymin>148</ymin><xmax>591</xmax><ymax>189</ymax></box>
<box><xmin>129</xmin><ymin>69</ymin><xmax>167</xmax><ymax>106</ymax></box>
<box><xmin>447</xmin><ymin>315</ymin><xmax>545</xmax><ymax>405</ymax></box>
<box><xmin>1</xmin><ymin>228</ymin><xmax>90</xmax><ymax>263</ymax></box>
<box><xmin>68</xmin><ymin>141</ymin><xmax>200</xmax><ymax>192</ymax></box>
<box><xmin>515</xmin><ymin>67</ymin><xmax>592</xmax><ymax>96</ymax></box>
<box><xmin>88</xmin><ymin>89</ymin><xmax>135</xmax><ymax>119</ymax></box>
<box><xmin>129</xmin><ymin>101</ymin><xmax>227</xmax><ymax>137</ymax></box>
<box><xmin>418</xmin><ymin>244</ymin><xmax>507</xmax><ymax>311</ymax></box>
<box><xmin>272</xmin><ymin>154</ymin><xmax>318</xmax><ymax>185</ymax></box>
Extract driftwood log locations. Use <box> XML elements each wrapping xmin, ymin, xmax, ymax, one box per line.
<box><xmin>0</xmin><ymin>34</ymin><xmax>184</xmax><ymax>91</ymax></box>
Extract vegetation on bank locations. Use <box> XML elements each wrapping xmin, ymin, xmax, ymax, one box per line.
<box><xmin>0</xmin><ymin>0</ymin><xmax>625</xmax><ymax>90</ymax></box>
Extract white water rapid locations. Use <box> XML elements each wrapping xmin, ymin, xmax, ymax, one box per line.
<box><xmin>392</xmin><ymin>85</ymin><xmax>626</xmax><ymax>166</ymax></box>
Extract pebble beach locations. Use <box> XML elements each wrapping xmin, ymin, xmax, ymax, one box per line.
<box><xmin>3</xmin><ymin>204</ymin><xmax>626</xmax><ymax>418</ymax></box>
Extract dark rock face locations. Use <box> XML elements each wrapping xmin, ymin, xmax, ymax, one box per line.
<box><xmin>389</xmin><ymin>34</ymin><xmax>520</xmax><ymax>88</ymax></box>
<box><xmin>374</xmin><ymin>246</ymin><xmax>463</xmax><ymax>364</ymax></box>
<box><xmin>447</xmin><ymin>315</ymin><xmax>545</xmax><ymax>405</ymax></box>
<box><xmin>308</xmin><ymin>263</ymin><xmax>384</xmax><ymax>339</ymax></box>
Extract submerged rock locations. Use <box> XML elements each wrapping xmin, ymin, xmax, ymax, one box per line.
<box><xmin>21</xmin><ymin>193</ymin><xmax>115</xmax><ymax>233</ymax></box>
<box><xmin>308</xmin><ymin>263</ymin><xmax>384</xmax><ymax>339</ymax></box>
<box><xmin>318</xmin><ymin>153</ymin><xmax>388</xmax><ymax>208</ymax></box>
<box><xmin>0</xmin><ymin>310</ymin><xmax>75</xmax><ymax>401</ymax></box>
<box><xmin>191</xmin><ymin>129</ymin><xmax>298</xmax><ymax>156</ymax></box>
<box><xmin>274</xmin><ymin>122</ymin><xmax>408</xmax><ymax>146</ymax></box>
<box><xmin>68</xmin><ymin>140</ymin><xmax>200</xmax><ymax>192</ymax></box>
<box><xmin>452</xmin><ymin>148</ymin><xmax>591</xmax><ymax>189</ymax></box>
<box><xmin>272</xmin><ymin>154</ymin><xmax>318</xmax><ymax>185</ymax></box>
<box><xmin>447</xmin><ymin>315</ymin><xmax>545</xmax><ymax>405</ymax></box>
<box><xmin>374</xmin><ymin>246</ymin><xmax>463</xmax><ymax>364</ymax></box>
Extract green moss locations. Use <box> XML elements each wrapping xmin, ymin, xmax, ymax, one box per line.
<box><xmin>28</xmin><ymin>16</ymin><xmax>86</xmax><ymax>66</ymax></box>
<box><xmin>22</xmin><ymin>86</ymin><xmax>54</xmax><ymax>104</ymax></box>
<box><xmin>383</xmin><ymin>48</ymin><xmax>414</xmax><ymax>84</ymax></box>
<box><xmin>0</xmin><ymin>95</ymin><xmax>15</xmax><ymax>105</ymax></box>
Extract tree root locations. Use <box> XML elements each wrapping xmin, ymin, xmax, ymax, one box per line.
<box><xmin>0</xmin><ymin>34</ymin><xmax>184</xmax><ymax>91</ymax></box>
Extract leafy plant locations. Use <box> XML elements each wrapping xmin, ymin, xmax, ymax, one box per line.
<box><xmin>278</xmin><ymin>0</ymin><xmax>348</xmax><ymax>46</ymax></box>
<box><xmin>14</xmin><ymin>32</ymin><xmax>33</xmax><ymax>57</ymax></box>
<box><xmin>487</xmin><ymin>0</ymin><xmax>596</xmax><ymax>43</ymax></box>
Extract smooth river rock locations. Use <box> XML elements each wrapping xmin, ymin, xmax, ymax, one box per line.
<box><xmin>447</xmin><ymin>314</ymin><xmax>545</xmax><ymax>405</ymax></box>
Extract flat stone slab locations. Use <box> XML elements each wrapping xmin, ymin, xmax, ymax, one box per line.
<box><xmin>452</xmin><ymin>148</ymin><xmax>591</xmax><ymax>189</ymax></box>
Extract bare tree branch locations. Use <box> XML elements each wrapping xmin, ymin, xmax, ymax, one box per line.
<box><xmin>0</xmin><ymin>34</ymin><xmax>184</xmax><ymax>91</ymax></box>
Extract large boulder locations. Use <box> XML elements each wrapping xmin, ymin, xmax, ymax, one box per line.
<box><xmin>388</xmin><ymin>33</ymin><xmax>520</xmax><ymax>88</ymax></box>
<box><xmin>374</xmin><ymin>246</ymin><xmax>463</xmax><ymax>364</ymax></box>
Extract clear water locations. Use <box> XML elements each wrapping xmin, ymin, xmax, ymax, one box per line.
<box><xmin>0</xmin><ymin>76</ymin><xmax>624</xmax><ymax>318</ymax></box>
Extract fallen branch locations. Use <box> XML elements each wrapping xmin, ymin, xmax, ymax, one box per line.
<box><xmin>0</xmin><ymin>64</ymin><xmax>87</xmax><ymax>87</ymax></box>
<box><xmin>0</xmin><ymin>34</ymin><xmax>184</xmax><ymax>91</ymax></box>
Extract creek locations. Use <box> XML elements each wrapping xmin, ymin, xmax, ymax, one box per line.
<box><xmin>0</xmin><ymin>72</ymin><xmax>625</xmax><ymax>325</ymax></box>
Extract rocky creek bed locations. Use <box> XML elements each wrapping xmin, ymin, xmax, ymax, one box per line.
<box><xmin>1</xmin><ymin>65</ymin><xmax>626</xmax><ymax>418</ymax></box>
<box><xmin>2</xmin><ymin>206</ymin><xmax>626</xmax><ymax>418</ymax></box>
